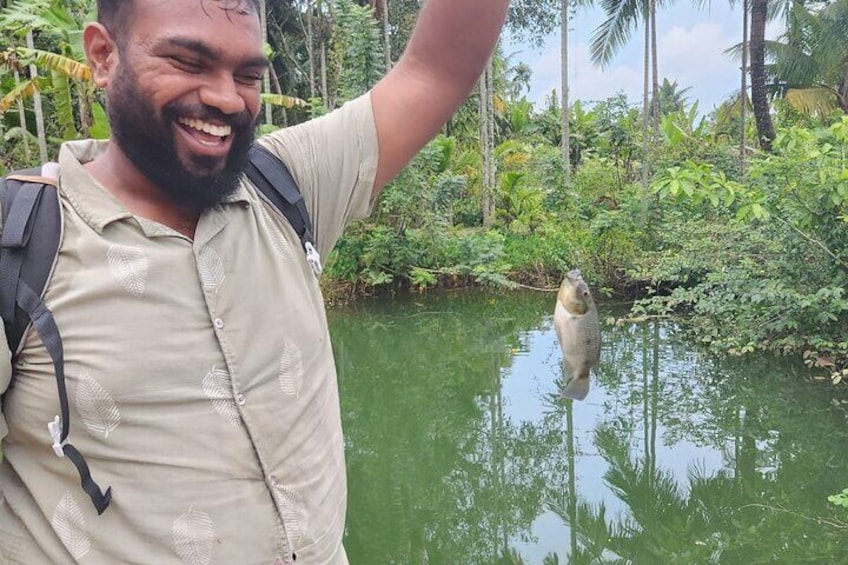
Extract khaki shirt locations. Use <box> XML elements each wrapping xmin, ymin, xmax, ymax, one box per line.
<box><xmin>0</xmin><ymin>94</ymin><xmax>378</xmax><ymax>564</ymax></box>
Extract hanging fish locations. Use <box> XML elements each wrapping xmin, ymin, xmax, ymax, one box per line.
<box><xmin>554</xmin><ymin>269</ymin><xmax>601</xmax><ymax>401</ymax></box>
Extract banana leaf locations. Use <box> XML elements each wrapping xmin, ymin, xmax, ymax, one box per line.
<box><xmin>12</xmin><ymin>47</ymin><xmax>91</xmax><ymax>81</ymax></box>
<box><xmin>0</xmin><ymin>77</ymin><xmax>43</xmax><ymax>113</ymax></box>
<box><xmin>51</xmin><ymin>69</ymin><xmax>76</xmax><ymax>139</ymax></box>
<box><xmin>261</xmin><ymin>93</ymin><xmax>307</xmax><ymax>108</ymax></box>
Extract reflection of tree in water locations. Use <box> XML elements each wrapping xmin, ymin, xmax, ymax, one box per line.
<box><xmin>547</xmin><ymin>320</ymin><xmax>848</xmax><ymax>564</ymax></box>
<box><xmin>330</xmin><ymin>292</ymin><xmax>848</xmax><ymax>563</ymax></box>
<box><xmin>331</xmin><ymin>291</ymin><xmax>570</xmax><ymax>564</ymax></box>
<box><xmin>553</xmin><ymin>422</ymin><xmax>848</xmax><ymax>563</ymax></box>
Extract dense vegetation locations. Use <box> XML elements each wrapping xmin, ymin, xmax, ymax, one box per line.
<box><xmin>2</xmin><ymin>0</ymin><xmax>846</xmax><ymax>396</ymax></box>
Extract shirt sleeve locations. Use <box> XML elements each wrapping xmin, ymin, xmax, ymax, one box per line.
<box><xmin>0</xmin><ymin>203</ymin><xmax>9</xmax><ymax>442</ymax></box>
<box><xmin>0</xmin><ymin>323</ymin><xmax>12</xmax><ymax>442</ymax></box>
<box><xmin>255</xmin><ymin>93</ymin><xmax>379</xmax><ymax>258</ymax></box>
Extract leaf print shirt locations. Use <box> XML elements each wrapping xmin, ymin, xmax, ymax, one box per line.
<box><xmin>0</xmin><ymin>94</ymin><xmax>378</xmax><ymax>565</ymax></box>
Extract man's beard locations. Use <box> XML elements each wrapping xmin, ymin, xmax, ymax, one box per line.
<box><xmin>106</xmin><ymin>65</ymin><xmax>256</xmax><ymax>212</ymax></box>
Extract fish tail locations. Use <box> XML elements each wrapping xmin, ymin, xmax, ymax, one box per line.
<box><xmin>561</xmin><ymin>377</ymin><xmax>590</xmax><ymax>401</ymax></box>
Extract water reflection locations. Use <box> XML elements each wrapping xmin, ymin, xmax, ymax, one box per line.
<box><xmin>329</xmin><ymin>290</ymin><xmax>848</xmax><ymax>564</ymax></box>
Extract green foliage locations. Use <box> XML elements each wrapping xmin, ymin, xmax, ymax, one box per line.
<box><xmin>748</xmin><ymin>117</ymin><xmax>848</xmax><ymax>266</ymax></box>
<box><xmin>501</xmin><ymin>223</ymin><xmax>578</xmax><ymax>287</ymax></box>
<box><xmin>376</xmin><ymin>135</ymin><xmax>468</xmax><ymax>229</ymax></box>
<box><xmin>635</xmin><ymin>117</ymin><xmax>848</xmax><ymax>380</ymax></box>
<box><xmin>1</xmin><ymin>0</ymin><xmax>102</xmax><ymax>161</ymax></box>
<box><xmin>496</xmin><ymin>171</ymin><xmax>548</xmax><ymax>234</ymax></box>
<box><xmin>1</xmin><ymin>0</ymin><xmax>845</xmax><ymax>394</ymax></box>
<box><xmin>652</xmin><ymin>160</ymin><xmax>741</xmax><ymax>211</ymax></box>
<box><xmin>829</xmin><ymin>488</ymin><xmax>848</xmax><ymax>509</ymax></box>
<box><xmin>325</xmin><ymin>222</ymin><xmax>512</xmax><ymax>291</ymax></box>
<box><xmin>329</xmin><ymin>0</ymin><xmax>385</xmax><ymax>103</ymax></box>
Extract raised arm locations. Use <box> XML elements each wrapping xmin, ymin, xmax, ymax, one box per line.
<box><xmin>370</xmin><ymin>0</ymin><xmax>510</xmax><ymax>193</ymax></box>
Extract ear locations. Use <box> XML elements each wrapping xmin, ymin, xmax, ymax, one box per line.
<box><xmin>83</xmin><ymin>22</ymin><xmax>119</xmax><ymax>88</ymax></box>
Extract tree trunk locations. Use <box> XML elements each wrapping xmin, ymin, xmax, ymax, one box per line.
<box><xmin>650</xmin><ymin>0</ymin><xmax>659</xmax><ymax>138</ymax></box>
<box><xmin>480</xmin><ymin>58</ymin><xmax>496</xmax><ymax>227</ymax></box>
<box><xmin>640</xmin><ymin>14</ymin><xmax>650</xmax><ymax>192</ymax></box>
<box><xmin>749</xmin><ymin>0</ymin><xmax>775</xmax><ymax>151</ymax></box>
<box><xmin>480</xmin><ymin>73</ymin><xmax>491</xmax><ymax>226</ymax></box>
<box><xmin>269</xmin><ymin>64</ymin><xmax>287</xmax><ymax>126</ymax></box>
<box><xmin>260</xmin><ymin>0</ymin><xmax>273</xmax><ymax>125</ymax></box>
<box><xmin>487</xmin><ymin>57</ymin><xmax>495</xmax><ymax>221</ymax></box>
<box><xmin>740</xmin><ymin>0</ymin><xmax>748</xmax><ymax>174</ymax></box>
<box><xmin>307</xmin><ymin>0</ymin><xmax>316</xmax><ymax>100</ymax></box>
<box><xmin>13</xmin><ymin>69</ymin><xmax>31</xmax><ymax>162</ymax></box>
<box><xmin>78</xmin><ymin>82</ymin><xmax>92</xmax><ymax>138</ymax></box>
<box><xmin>26</xmin><ymin>30</ymin><xmax>48</xmax><ymax>162</ymax></box>
<box><xmin>561</xmin><ymin>0</ymin><xmax>570</xmax><ymax>186</ymax></box>
<box><xmin>381</xmin><ymin>0</ymin><xmax>391</xmax><ymax>72</ymax></box>
<box><xmin>320</xmin><ymin>32</ymin><xmax>329</xmax><ymax>107</ymax></box>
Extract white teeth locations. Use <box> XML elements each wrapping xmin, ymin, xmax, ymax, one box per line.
<box><xmin>179</xmin><ymin>118</ymin><xmax>231</xmax><ymax>138</ymax></box>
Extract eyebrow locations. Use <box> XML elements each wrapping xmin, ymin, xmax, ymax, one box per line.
<box><xmin>162</xmin><ymin>36</ymin><xmax>269</xmax><ymax>69</ymax></box>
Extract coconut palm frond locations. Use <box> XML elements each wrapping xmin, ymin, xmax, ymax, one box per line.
<box><xmin>766</xmin><ymin>41</ymin><xmax>820</xmax><ymax>86</ymax></box>
<box><xmin>590</xmin><ymin>0</ymin><xmax>645</xmax><ymax>67</ymax></box>
<box><xmin>724</xmin><ymin>41</ymin><xmax>743</xmax><ymax>61</ymax></box>
<box><xmin>785</xmin><ymin>87</ymin><xmax>839</xmax><ymax>117</ymax></box>
<box><xmin>764</xmin><ymin>0</ymin><xmax>848</xmax><ymax>116</ymax></box>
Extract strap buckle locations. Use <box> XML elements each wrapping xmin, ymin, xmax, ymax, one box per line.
<box><xmin>305</xmin><ymin>241</ymin><xmax>322</xmax><ymax>277</ymax></box>
<box><xmin>48</xmin><ymin>415</ymin><xmax>66</xmax><ymax>457</ymax></box>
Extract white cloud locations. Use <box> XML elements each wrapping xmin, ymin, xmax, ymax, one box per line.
<box><xmin>517</xmin><ymin>39</ymin><xmax>646</xmax><ymax>109</ymax></box>
<box><xmin>512</xmin><ymin>6</ymin><xmax>783</xmax><ymax>113</ymax></box>
<box><xmin>656</xmin><ymin>21</ymin><xmax>741</xmax><ymax>111</ymax></box>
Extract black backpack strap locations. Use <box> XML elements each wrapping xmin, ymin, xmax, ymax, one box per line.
<box><xmin>245</xmin><ymin>144</ymin><xmax>322</xmax><ymax>275</ymax></box>
<box><xmin>1</xmin><ymin>171</ymin><xmax>60</xmax><ymax>346</ymax></box>
<box><xmin>0</xmin><ymin>171</ymin><xmax>112</xmax><ymax>515</ymax></box>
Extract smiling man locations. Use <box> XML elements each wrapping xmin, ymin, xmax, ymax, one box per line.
<box><xmin>0</xmin><ymin>0</ymin><xmax>509</xmax><ymax>563</ymax></box>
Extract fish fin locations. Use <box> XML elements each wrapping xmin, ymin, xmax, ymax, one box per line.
<box><xmin>561</xmin><ymin>377</ymin><xmax>590</xmax><ymax>401</ymax></box>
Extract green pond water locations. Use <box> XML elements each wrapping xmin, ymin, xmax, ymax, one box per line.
<box><xmin>330</xmin><ymin>290</ymin><xmax>848</xmax><ymax>564</ymax></box>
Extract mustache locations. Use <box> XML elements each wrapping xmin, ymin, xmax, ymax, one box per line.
<box><xmin>163</xmin><ymin>102</ymin><xmax>256</xmax><ymax>130</ymax></box>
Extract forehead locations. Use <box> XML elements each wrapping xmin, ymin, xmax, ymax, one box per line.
<box><xmin>127</xmin><ymin>0</ymin><xmax>262</xmax><ymax>54</ymax></box>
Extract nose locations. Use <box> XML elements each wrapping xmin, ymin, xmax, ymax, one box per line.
<box><xmin>199</xmin><ymin>73</ymin><xmax>246</xmax><ymax>116</ymax></box>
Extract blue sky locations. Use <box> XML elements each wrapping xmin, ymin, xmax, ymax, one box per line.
<box><xmin>507</xmin><ymin>4</ymin><xmax>783</xmax><ymax>114</ymax></box>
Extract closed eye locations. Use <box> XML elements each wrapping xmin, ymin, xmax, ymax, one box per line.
<box><xmin>235</xmin><ymin>72</ymin><xmax>263</xmax><ymax>86</ymax></box>
<box><xmin>170</xmin><ymin>56</ymin><xmax>204</xmax><ymax>73</ymax></box>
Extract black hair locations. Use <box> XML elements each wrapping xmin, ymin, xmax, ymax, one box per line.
<box><xmin>97</xmin><ymin>0</ymin><xmax>261</xmax><ymax>45</ymax></box>
<box><xmin>96</xmin><ymin>0</ymin><xmax>133</xmax><ymax>46</ymax></box>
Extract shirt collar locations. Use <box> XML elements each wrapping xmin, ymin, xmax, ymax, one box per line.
<box><xmin>57</xmin><ymin>139</ymin><xmax>251</xmax><ymax>235</ymax></box>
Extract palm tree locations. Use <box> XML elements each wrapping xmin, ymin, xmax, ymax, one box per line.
<box><xmin>561</xmin><ymin>0</ymin><xmax>570</xmax><ymax>186</ymax></box>
<box><xmin>306</xmin><ymin>0</ymin><xmax>317</xmax><ymax>100</ymax></box>
<box><xmin>259</xmin><ymin>0</ymin><xmax>273</xmax><ymax>125</ymax></box>
<box><xmin>560</xmin><ymin>0</ymin><xmax>595</xmax><ymax>186</ymax></box>
<box><xmin>480</xmin><ymin>58</ymin><xmax>495</xmax><ymax>226</ymax></box>
<box><xmin>749</xmin><ymin>0</ymin><xmax>775</xmax><ymax>150</ymax></box>
<box><xmin>380</xmin><ymin>0</ymin><xmax>390</xmax><ymax>72</ymax></box>
<box><xmin>768</xmin><ymin>0</ymin><xmax>848</xmax><ymax>115</ymax></box>
<box><xmin>652</xmin><ymin>78</ymin><xmax>691</xmax><ymax>117</ymax></box>
<box><xmin>740</xmin><ymin>0</ymin><xmax>748</xmax><ymax>173</ymax></box>
<box><xmin>590</xmin><ymin>0</ymin><xmax>658</xmax><ymax>200</ymax></box>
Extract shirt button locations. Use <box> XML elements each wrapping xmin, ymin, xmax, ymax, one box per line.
<box><xmin>236</xmin><ymin>393</ymin><xmax>246</xmax><ymax>406</ymax></box>
<box><xmin>214</xmin><ymin>318</ymin><xmax>224</xmax><ymax>329</ymax></box>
